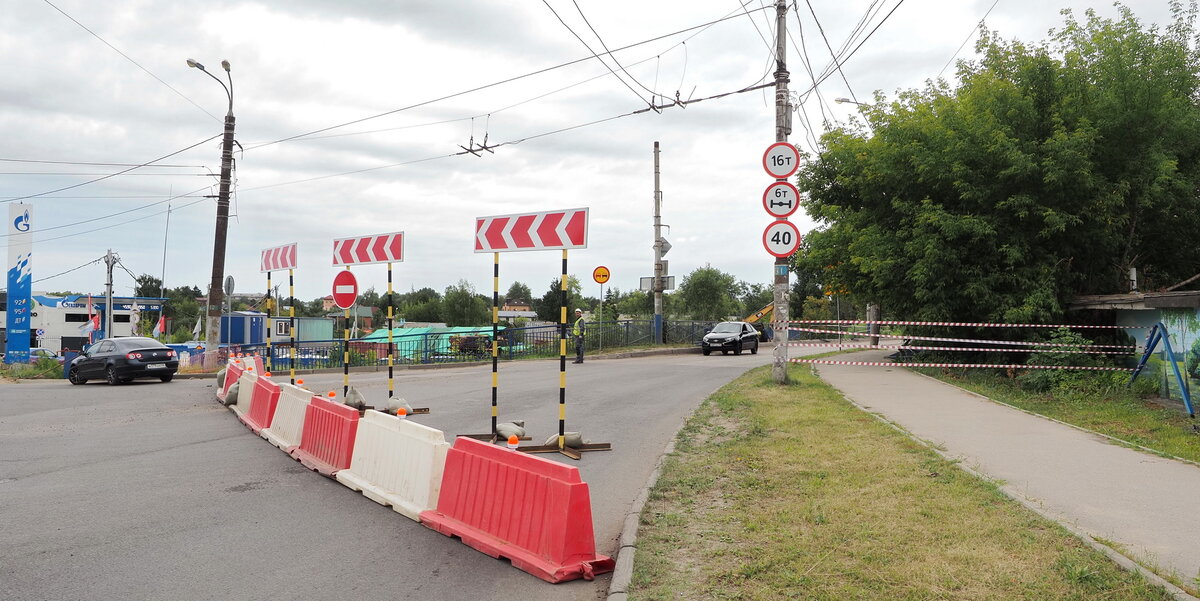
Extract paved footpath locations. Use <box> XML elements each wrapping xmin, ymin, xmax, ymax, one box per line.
<box><xmin>813</xmin><ymin>350</ymin><xmax>1200</xmax><ymax>588</ymax></box>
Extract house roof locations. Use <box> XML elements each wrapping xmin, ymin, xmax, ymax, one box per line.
<box><xmin>1069</xmin><ymin>290</ymin><xmax>1200</xmax><ymax>310</ymax></box>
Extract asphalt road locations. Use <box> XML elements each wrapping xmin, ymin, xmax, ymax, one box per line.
<box><xmin>2</xmin><ymin>349</ymin><xmax>776</xmax><ymax>601</ymax></box>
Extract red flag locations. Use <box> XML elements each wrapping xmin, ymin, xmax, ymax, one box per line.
<box><xmin>153</xmin><ymin>314</ymin><xmax>166</xmax><ymax>337</ymax></box>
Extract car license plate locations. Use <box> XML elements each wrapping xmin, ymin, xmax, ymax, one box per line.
<box><xmin>147</xmin><ymin>363</ymin><xmax>166</xmax><ymax>369</ymax></box>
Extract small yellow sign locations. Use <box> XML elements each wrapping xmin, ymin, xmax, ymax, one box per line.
<box><xmin>593</xmin><ymin>265</ymin><xmax>611</xmax><ymax>284</ymax></box>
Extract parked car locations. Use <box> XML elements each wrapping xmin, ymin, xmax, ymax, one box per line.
<box><xmin>68</xmin><ymin>337</ymin><xmax>179</xmax><ymax>385</ymax></box>
<box><xmin>701</xmin><ymin>321</ymin><xmax>760</xmax><ymax>356</ymax></box>
<box><xmin>28</xmin><ymin>347</ymin><xmax>63</xmax><ymax>364</ymax></box>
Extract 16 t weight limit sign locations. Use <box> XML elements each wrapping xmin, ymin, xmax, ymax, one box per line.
<box><xmin>763</xmin><ymin>220</ymin><xmax>801</xmax><ymax>258</ymax></box>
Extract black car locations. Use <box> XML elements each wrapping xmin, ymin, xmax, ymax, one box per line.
<box><xmin>701</xmin><ymin>321</ymin><xmax>760</xmax><ymax>356</ymax></box>
<box><xmin>68</xmin><ymin>337</ymin><xmax>179</xmax><ymax>385</ymax></box>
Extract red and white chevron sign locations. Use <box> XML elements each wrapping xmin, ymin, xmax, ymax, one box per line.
<box><xmin>260</xmin><ymin>243</ymin><xmax>298</xmax><ymax>273</ymax></box>
<box><xmin>332</xmin><ymin>231</ymin><xmax>404</xmax><ymax>266</ymax></box>
<box><xmin>474</xmin><ymin>208</ymin><xmax>588</xmax><ymax>253</ymax></box>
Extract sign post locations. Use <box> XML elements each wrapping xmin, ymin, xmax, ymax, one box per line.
<box><xmin>331</xmin><ymin>232</ymin><xmax>403</xmax><ymax>401</ymax></box>
<box><xmin>593</xmin><ymin>266</ymin><xmax>610</xmax><ymax>353</ymax></box>
<box><xmin>260</xmin><ymin>242</ymin><xmax>298</xmax><ymax>375</ymax></box>
<box><xmin>332</xmin><ymin>269</ymin><xmax>358</xmax><ymax>398</ymax></box>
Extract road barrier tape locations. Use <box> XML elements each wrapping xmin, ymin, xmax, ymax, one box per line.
<box><xmin>790</xmin><ymin>319</ymin><xmax>1144</xmax><ymax>329</ymax></box>
<box><xmin>786</xmin><ymin>342</ymin><xmax>1131</xmax><ymax>355</ymax></box>
<box><xmin>792</xmin><ymin>359</ymin><xmax>1134</xmax><ymax>371</ymax></box>
<box><xmin>788</xmin><ymin>326</ymin><xmax>1136</xmax><ymax>350</ymax></box>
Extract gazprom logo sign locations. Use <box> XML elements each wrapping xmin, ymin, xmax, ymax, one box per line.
<box><xmin>6</xmin><ymin>203</ymin><xmax>33</xmax><ymax>364</ymax></box>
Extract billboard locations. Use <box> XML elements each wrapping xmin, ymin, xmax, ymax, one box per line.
<box><xmin>6</xmin><ymin>204</ymin><xmax>32</xmax><ymax>363</ymax></box>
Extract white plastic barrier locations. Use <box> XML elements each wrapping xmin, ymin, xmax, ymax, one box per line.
<box><xmin>335</xmin><ymin>410</ymin><xmax>451</xmax><ymax>522</ymax></box>
<box><xmin>262</xmin><ymin>382</ymin><xmax>312</xmax><ymax>452</ymax></box>
<box><xmin>229</xmin><ymin>368</ymin><xmax>258</xmax><ymax>418</ymax></box>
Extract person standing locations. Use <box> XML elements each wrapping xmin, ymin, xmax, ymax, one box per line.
<box><xmin>571</xmin><ymin>308</ymin><xmax>585</xmax><ymax>364</ymax></box>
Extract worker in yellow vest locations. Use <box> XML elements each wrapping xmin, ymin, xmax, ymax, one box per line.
<box><xmin>572</xmin><ymin>308</ymin><xmax>585</xmax><ymax>364</ymax></box>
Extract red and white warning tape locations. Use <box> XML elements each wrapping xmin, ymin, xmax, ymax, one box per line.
<box><xmin>788</xmin><ymin>326</ymin><xmax>1136</xmax><ymax>350</ymax></box>
<box><xmin>791</xmin><ymin>319</ymin><xmax>1143</xmax><ymax>329</ymax></box>
<box><xmin>792</xmin><ymin>359</ymin><xmax>1133</xmax><ymax>372</ymax></box>
<box><xmin>786</xmin><ymin>343</ymin><xmax>1129</xmax><ymax>355</ymax></box>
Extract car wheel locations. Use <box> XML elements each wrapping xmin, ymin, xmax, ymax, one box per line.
<box><xmin>751</xmin><ymin>341</ymin><xmax>758</xmax><ymax>355</ymax></box>
<box><xmin>721</xmin><ymin>350</ymin><xmax>729</xmax><ymax>355</ymax></box>
<box><xmin>734</xmin><ymin>341</ymin><xmax>743</xmax><ymax>355</ymax></box>
<box><xmin>68</xmin><ymin>366</ymin><xmax>86</xmax><ymax>385</ymax></box>
<box><xmin>160</xmin><ymin>374</ymin><xmax>174</xmax><ymax>383</ymax></box>
<box><xmin>702</xmin><ymin>349</ymin><xmax>711</xmax><ymax>356</ymax></box>
<box><xmin>105</xmin><ymin>366</ymin><xmax>121</xmax><ymax>386</ymax></box>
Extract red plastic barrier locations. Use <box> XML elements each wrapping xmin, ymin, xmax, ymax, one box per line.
<box><xmin>419</xmin><ymin>437</ymin><xmax>614</xmax><ymax>583</ymax></box>
<box><xmin>217</xmin><ymin>362</ymin><xmax>244</xmax><ymax>403</ymax></box>
<box><xmin>290</xmin><ymin>397</ymin><xmax>359</xmax><ymax>476</ymax></box>
<box><xmin>238</xmin><ymin>376</ymin><xmax>281</xmax><ymax>434</ymax></box>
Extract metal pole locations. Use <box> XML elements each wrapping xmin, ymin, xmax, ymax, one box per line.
<box><xmin>387</xmin><ymin>262</ymin><xmax>395</xmax><ymax>398</ymax></box>
<box><xmin>265</xmin><ymin>270</ymin><xmax>272</xmax><ymax>372</ymax></box>
<box><xmin>288</xmin><ymin>268</ymin><xmax>296</xmax><ymax>385</ymax></box>
<box><xmin>771</xmin><ymin>0</ymin><xmax>792</xmax><ymax>384</ymax></box>
<box><xmin>598</xmin><ymin>281</ymin><xmax>604</xmax><ymax>354</ymax></box>
<box><xmin>104</xmin><ymin>249</ymin><xmax>114</xmax><ymax>338</ymax></box>
<box><xmin>653</xmin><ymin>141</ymin><xmax>664</xmax><ymax>344</ymax></box>
<box><xmin>343</xmin><ymin>267</ymin><xmax>350</xmax><ymax>398</ymax></box>
<box><xmin>491</xmin><ymin>252</ymin><xmax>499</xmax><ymax>435</ymax></box>
<box><xmin>558</xmin><ymin>250</ymin><xmax>568</xmax><ymax>450</ymax></box>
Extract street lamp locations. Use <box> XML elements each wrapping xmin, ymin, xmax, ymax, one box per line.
<box><xmin>834</xmin><ymin>97</ymin><xmax>863</xmax><ymax>105</ymax></box>
<box><xmin>188</xmin><ymin>58</ymin><xmax>235</xmax><ymax>365</ymax></box>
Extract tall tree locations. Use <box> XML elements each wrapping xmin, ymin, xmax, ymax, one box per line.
<box><xmin>443</xmin><ymin>280</ymin><xmax>489</xmax><ymax>326</ymax></box>
<box><xmin>677</xmin><ymin>265</ymin><xmax>740</xmax><ymax>321</ymax></box>
<box><xmin>795</xmin><ymin>3</ymin><xmax>1200</xmax><ymax>324</ymax></box>
<box><xmin>534</xmin><ymin>276</ymin><xmax>584</xmax><ymax>321</ymax></box>
<box><xmin>505</xmin><ymin>281</ymin><xmax>533</xmax><ymax>305</ymax></box>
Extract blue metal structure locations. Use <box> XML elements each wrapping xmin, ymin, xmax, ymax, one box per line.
<box><xmin>1127</xmin><ymin>321</ymin><xmax>1195</xmax><ymax>419</ymax></box>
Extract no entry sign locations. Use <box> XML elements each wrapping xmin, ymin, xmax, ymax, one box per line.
<box><xmin>332</xmin><ymin>270</ymin><xmax>358</xmax><ymax>310</ymax></box>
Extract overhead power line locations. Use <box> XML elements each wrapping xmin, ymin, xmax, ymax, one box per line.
<box><xmin>571</xmin><ymin>0</ymin><xmax>666</xmax><ymax>100</ymax></box>
<box><xmin>0</xmin><ymin>185</ymin><xmax>211</xmax><ymax>238</ymax></box>
<box><xmin>244</xmin><ymin>6</ymin><xmax>771</xmax><ymax>151</ymax></box>
<box><xmin>542</xmin><ymin>0</ymin><xmax>649</xmax><ymax>107</ymax></box>
<box><xmin>31</xmin><ymin>256</ymin><xmax>105</xmax><ymax>284</ymax></box>
<box><xmin>1</xmin><ymin>134</ymin><xmax>221</xmax><ymax>204</ymax></box>
<box><xmin>5</xmin><ymin>195</ymin><xmax>209</xmax><ymax>249</ymax></box>
<box><xmin>0</xmin><ymin>158</ymin><xmax>207</xmax><ymax>168</ymax></box>
<box><xmin>41</xmin><ymin>0</ymin><xmax>220</xmax><ymax>122</ymax></box>
<box><xmin>939</xmin><ymin>0</ymin><xmax>1001</xmax><ymax>79</ymax></box>
<box><xmin>804</xmin><ymin>0</ymin><xmax>860</xmax><ymax>105</ymax></box>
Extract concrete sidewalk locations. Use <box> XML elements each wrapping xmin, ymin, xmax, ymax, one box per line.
<box><xmin>812</xmin><ymin>350</ymin><xmax>1200</xmax><ymax>593</ymax></box>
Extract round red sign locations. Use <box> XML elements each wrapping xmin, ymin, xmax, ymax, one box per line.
<box><xmin>332</xmin><ymin>269</ymin><xmax>358</xmax><ymax>310</ymax></box>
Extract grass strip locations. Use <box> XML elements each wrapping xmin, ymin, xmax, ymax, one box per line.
<box><xmin>630</xmin><ymin>364</ymin><xmax>1176</xmax><ymax>601</ymax></box>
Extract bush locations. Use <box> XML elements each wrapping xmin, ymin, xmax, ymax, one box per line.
<box><xmin>1017</xmin><ymin>328</ymin><xmax>1103</xmax><ymax>393</ymax></box>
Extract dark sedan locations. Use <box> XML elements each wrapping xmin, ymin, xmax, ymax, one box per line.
<box><xmin>68</xmin><ymin>337</ymin><xmax>179</xmax><ymax>385</ymax></box>
<box><xmin>701</xmin><ymin>321</ymin><xmax>760</xmax><ymax>356</ymax></box>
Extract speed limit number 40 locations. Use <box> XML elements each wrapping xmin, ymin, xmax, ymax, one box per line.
<box><xmin>762</xmin><ymin>181</ymin><xmax>799</xmax><ymax>218</ymax></box>
<box><xmin>762</xmin><ymin>142</ymin><xmax>800</xmax><ymax>179</ymax></box>
<box><xmin>763</xmin><ymin>220</ymin><xmax>801</xmax><ymax>258</ymax></box>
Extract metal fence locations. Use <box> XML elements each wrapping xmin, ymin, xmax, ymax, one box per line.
<box><xmin>222</xmin><ymin>319</ymin><xmax>723</xmax><ymax>370</ymax></box>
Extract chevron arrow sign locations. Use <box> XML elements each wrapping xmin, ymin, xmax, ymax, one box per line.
<box><xmin>332</xmin><ymin>231</ymin><xmax>404</xmax><ymax>266</ymax></box>
<box><xmin>260</xmin><ymin>242</ymin><xmax>298</xmax><ymax>273</ymax></box>
<box><xmin>473</xmin><ymin>208</ymin><xmax>588</xmax><ymax>253</ymax></box>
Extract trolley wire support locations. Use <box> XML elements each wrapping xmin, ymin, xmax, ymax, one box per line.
<box><xmin>1127</xmin><ymin>322</ymin><xmax>1196</xmax><ymax>427</ymax></box>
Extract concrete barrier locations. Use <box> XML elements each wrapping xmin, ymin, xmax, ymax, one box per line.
<box><xmin>335</xmin><ymin>410</ymin><xmax>450</xmax><ymax>521</ymax></box>
<box><xmin>229</xmin><ymin>368</ymin><xmax>258</xmax><ymax>418</ymax></box>
<box><xmin>262</xmin><ymin>383</ymin><xmax>313</xmax><ymax>452</ymax></box>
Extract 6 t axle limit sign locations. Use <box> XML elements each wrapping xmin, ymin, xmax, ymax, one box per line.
<box><xmin>762</xmin><ymin>182</ymin><xmax>799</xmax><ymax>218</ymax></box>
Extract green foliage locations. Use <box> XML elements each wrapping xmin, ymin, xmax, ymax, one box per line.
<box><xmin>676</xmin><ymin>264</ymin><xmax>740</xmax><ymax>321</ymax></box>
<box><xmin>442</xmin><ymin>280</ymin><xmax>489</xmax><ymax>326</ymax></box>
<box><xmin>795</xmin><ymin>3</ymin><xmax>1200</xmax><ymax>324</ymax></box>
<box><xmin>534</xmin><ymin>276</ymin><xmax>584</xmax><ymax>322</ymax></box>
<box><xmin>1018</xmin><ymin>328</ymin><xmax>1103</xmax><ymax>392</ymax></box>
<box><xmin>505</xmin><ymin>281</ymin><xmax>532</xmax><ymax>305</ymax></box>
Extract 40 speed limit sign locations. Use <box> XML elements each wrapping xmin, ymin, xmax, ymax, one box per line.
<box><xmin>763</xmin><ymin>220</ymin><xmax>801</xmax><ymax>258</ymax></box>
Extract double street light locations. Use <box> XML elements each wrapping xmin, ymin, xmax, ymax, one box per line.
<box><xmin>187</xmin><ymin>58</ymin><xmax>235</xmax><ymax>364</ymax></box>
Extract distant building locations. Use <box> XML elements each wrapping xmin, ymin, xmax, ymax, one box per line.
<box><xmin>0</xmin><ymin>292</ymin><xmax>164</xmax><ymax>352</ymax></box>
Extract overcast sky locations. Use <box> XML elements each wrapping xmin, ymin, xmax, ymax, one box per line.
<box><xmin>1</xmin><ymin>0</ymin><xmax>1178</xmax><ymax>304</ymax></box>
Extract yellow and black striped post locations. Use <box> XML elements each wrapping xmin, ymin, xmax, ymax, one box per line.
<box><xmin>558</xmin><ymin>249</ymin><xmax>568</xmax><ymax>450</ymax></box>
<box><xmin>491</xmin><ymin>252</ymin><xmax>500</xmax><ymax>435</ymax></box>
<box><xmin>387</xmin><ymin>261</ymin><xmax>395</xmax><ymax>398</ymax></box>
<box><xmin>265</xmin><ymin>270</ymin><xmax>272</xmax><ymax>373</ymax></box>
<box><xmin>288</xmin><ymin>269</ymin><xmax>296</xmax><ymax>385</ymax></box>
<box><xmin>343</xmin><ymin>266</ymin><xmax>350</xmax><ymax>398</ymax></box>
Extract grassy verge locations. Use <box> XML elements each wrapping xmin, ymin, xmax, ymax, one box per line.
<box><xmin>630</xmin><ymin>364</ymin><xmax>1176</xmax><ymax>601</ymax></box>
<box><xmin>0</xmin><ymin>359</ymin><xmax>64</xmax><ymax>381</ymax></box>
<box><xmin>911</xmin><ymin>368</ymin><xmax>1200</xmax><ymax>464</ymax></box>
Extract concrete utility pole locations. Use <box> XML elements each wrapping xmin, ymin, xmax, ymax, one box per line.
<box><xmin>104</xmin><ymin>249</ymin><xmax>115</xmax><ymax>339</ymax></box>
<box><xmin>188</xmin><ymin>58</ymin><xmax>235</xmax><ymax>366</ymax></box>
<box><xmin>771</xmin><ymin>0</ymin><xmax>792</xmax><ymax>384</ymax></box>
<box><xmin>653</xmin><ymin>141</ymin><xmax>664</xmax><ymax>344</ymax></box>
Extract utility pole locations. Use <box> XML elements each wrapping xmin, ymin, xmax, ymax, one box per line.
<box><xmin>104</xmin><ymin>249</ymin><xmax>116</xmax><ymax>339</ymax></box>
<box><xmin>188</xmin><ymin>59</ymin><xmax>235</xmax><ymax>366</ymax></box>
<box><xmin>771</xmin><ymin>0</ymin><xmax>792</xmax><ymax>384</ymax></box>
<box><xmin>653</xmin><ymin>141</ymin><xmax>664</xmax><ymax>344</ymax></box>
